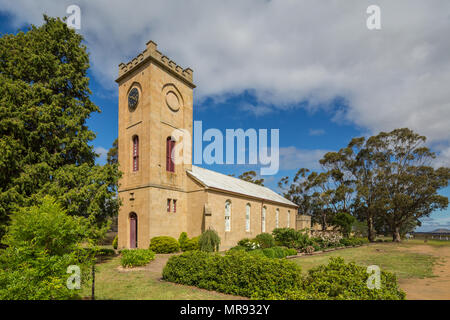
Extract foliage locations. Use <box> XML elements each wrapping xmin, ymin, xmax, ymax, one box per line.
<box><xmin>149</xmin><ymin>236</ymin><xmax>180</xmax><ymax>254</ymax></box>
<box><xmin>0</xmin><ymin>16</ymin><xmax>121</xmax><ymax>240</ymax></box>
<box><xmin>107</xmin><ymin>138</ymin><xmax>118</xmax><ymax>165</ymax></box>
<box><xmin>272</xmin><ymin>228</ymin><xmax>308</xmax><ymax>248</ymax></box>
<box><xmin>339</xmin><ymin>237</ymin><xmax>369</xmax><ymax>246</ymax></box>
<box><xmin>238</xmin><ymin>171</ymin><xmax>264</xmax><ymax>186</ymax></box>
<box><xmin>120</xmin><ymin>249</ymin><xmax>155</xmax><ymax>268</ymax></box>
<box><xmin>163</xmin><ymin>252</ymin><xmax>404</xmax><ymax>300</ymax></box>
<box><xmin>0</xmin><ymin>197</ymin><xmax>94</xmax><ymax>299</ymax></box>
<box><xmin>237</xmin><ymin>238</ymin><xmax>261</xmax><ymax>250</ymax></box>
<box><xmin>178</xmin><ymin>232</ymin><xmax>199</xmax><ymax>251</ymax></box>
<box><xmin>301</xmin><ymin>257</ymin><xmax>405</xmax><ymax>300</ymax></box>
<box><xmin>255</xmin><ymin>233</ymin><xmax>275</xmax><ymax>248</ymax></box>
<box><xmin>162</xmin><ymin>250</ymin><xmax>303</xmax><ymax>299</ymax></box>
<box><xmin>112</xmin><ymin>235</ymin><xmax>118</xmax><ymax>250</ymax></box>
<box><xmin>198</xmin><ymin>229</ymin><xmax>221</xmax><ymax>252</ymax></box>
<box><xmin>279</xmin><ymin>128</ymin><xmax>450</xmax><ymax>242</ymax></box>
<box><xmin>332</xmin><ymin>212</ymin><xmax>356</xmax><ymax>237</ymax></box>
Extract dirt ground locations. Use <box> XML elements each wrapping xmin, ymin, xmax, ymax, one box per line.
<box><xmin>398</xmin><ymin>245</ymin><xmax>450</xmax><ymax>300</ymax></box>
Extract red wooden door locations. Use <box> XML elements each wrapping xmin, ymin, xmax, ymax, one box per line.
<box><xmin>130</xmin><ymin>213</ymin><xmax>137</xmax><ymax>248</ymax></box>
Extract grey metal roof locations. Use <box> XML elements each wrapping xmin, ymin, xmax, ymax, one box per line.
<box><xmin>187</xmin><ymin>165</ymin><xmax>297</xmax><ymax>207</ymax></box>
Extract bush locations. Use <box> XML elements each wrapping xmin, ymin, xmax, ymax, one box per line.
<box><xmin>198</xmin><ymin>229</ymin><xmax>221</xmax><ymax>252</ymax></box>
<box><xmin>182</xmin><ymin>237</ymin><xmax>199</xmax><ymax>251</ymax></box>
<box><xmin>237</xmin><ymin>238</ymin><xmax>260</xmax><ymax>250</ymax></box>
<box><xmin>339</xmin><ymin>237</ymin><xmax>368</xmax><ymax>247</ymax></box>
<box><xmin>149</xmin><ymin>236</ymin><xmax>180</xmax><ymax>253</ymax></box>
<box><xmin>0</xmin><ymin>197</ymin><xmax>95</xmax><ymax>300</ymax></box>
<box><xmin>301</xmin><ymin>257</ymin><xmax>405</xmax><ymax>300</ymax></box>
<box><xmin>178</xmin><ymin>232</ymin><xmax>188</xmax><ymax>247</ymax></box>
<box><xmin>178</xmin><ymin>232</ymin><xmax>199</xmax><ymax>251</ymax></box>
<box><xmin>163</xmin><ymin>250</ymin><xmax>303</xmax><ymax>298</ymax></box>
<box><xmin>255</xmin><ymin>233</ymin><xmax>275</xmax><ymax>248</ymax></box>
<box><xmin>272</xmin><ymin>228</ymin><xmax>306</xmax><ymax>248</ymax></box>
<box><xmin>120</xmin><ymin>249</ymin><xmax>155</xmax><ymax>268</ymax></box>
<box><xmin>96</xmin><ymin>248</ymin><xmax>116</xmax><ymax>256</ymax></box>
<box><xmin>112</xmin><ymin>235</ymin><xmax>118</xmax><ymax>250</ymax></box>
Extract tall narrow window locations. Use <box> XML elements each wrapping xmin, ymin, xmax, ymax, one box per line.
<box><xmin>132</xmin><ymin>135</ymin><xmax>139</xmax><ymax>171</ymax></box>
<box><xmin>167</xmin><ymin>199</ymin><xmax>171</xmax><ymax>212</ymax></box>
<box><xmin>225</xmin><ymin>200</ymin><xmax>231</xmax><ymax>232</ymax></box>
<box><xmin>261</xmin><ymin>206</ymin><xmax>266</xmax><ymax>232</ymax></box>
<box><xmin>245</xmin><ymin>204</ymin><xmax>251</xmax><ymax>232</ymax></box>
<box><xmin>276</xmin><ymin>208</ymin><xmax>279</xmax><ymax>228</ymax></box>
<box><xmin>173</xmin><ymin>199</ymin><xmax>177</xmax><ymax>213</ymax></box>
<box><xmin>287</xmin><ymin>210</ymin><xmax>291</xmax><ymax>228</ymax></box>
<box><xmin>166</xmin><ymin>137</ymin><xmax>175</xmax><ymax>172</ymax></box>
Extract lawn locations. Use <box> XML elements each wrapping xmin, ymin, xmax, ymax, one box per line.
<box><xmin>292</xmin><ymin>242</ymin><xmax>439</xmax><ymax>279</ymax></box>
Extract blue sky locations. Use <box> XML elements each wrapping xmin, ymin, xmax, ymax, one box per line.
<box><xmin>1</xmin><ymin>1</ymin><xmax>449</xmax><ymax>231</ymax></box>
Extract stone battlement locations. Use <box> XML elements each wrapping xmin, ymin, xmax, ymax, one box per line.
<box><xmin>117</xmin><ymin>40</ymin><xmax>194</xmax><ymax>87</ymax></box>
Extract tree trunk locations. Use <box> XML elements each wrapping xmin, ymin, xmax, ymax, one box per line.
<box><xmin>392</xmin><ymin>226</ymin><xmax>401</xmax><ymax>242</ymax></box>
<box><xmin>367</xmin><ymin>215</ymin><xmax>376</xmax><ymax>242</ymax></box>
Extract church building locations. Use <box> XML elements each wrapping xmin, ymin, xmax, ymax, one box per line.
<box><xmin>116</xmin><ymin>41</ymin><xmax>299</xmax><ymax>250</ymax></box>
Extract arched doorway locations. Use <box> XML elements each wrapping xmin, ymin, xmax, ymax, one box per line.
<box><xmin>129</xmin><ymin>212</ymin><xmax>138</xmax><ymax>248</ymax></box>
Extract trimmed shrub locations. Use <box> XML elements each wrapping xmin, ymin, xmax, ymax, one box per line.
<box><xmin>162</xmin><ymin>250</ymin><xmax>303</xmax><ymax>298</ymax></box>
<box><xmin>112</xmin><ymin>235</ymin><xmax>118</xmax><ymax>250</ymax></box>
<box><xmin>178</xmin><ymin>232</ymin><xmax>199</xmax><ymax>251</ymax></box>
<box><xmin>178</xmin><ymin>232</ymin><xmax>188</xmax><ymax>247</ymax></box>
<box><xmin>198</xmin><ymin>229</ymin><xmax>221</xmax><ymax>252</ymax></box>
<box><xmin>255</xmin><ymin>233</ymin><xmax>275</xmax><ymax>248</ymax></box>
<box><xmin>149</xmin><ymin>236</ymin><xmax>180</xmax><ymax>253</ymax></box>
<box><xmin>120</xmin><ymin>249</ymin><xmax>155</xmax><ymax>268</ymax></box>
<box><xmin>301</xmin><ymin>257</ymin><xmax>405</xmax><ymax>300</ymax></box>
<box><xmin>182</xmin><ymin>236</ymin><xmax>199</xmax><ymax>251</ymax></box>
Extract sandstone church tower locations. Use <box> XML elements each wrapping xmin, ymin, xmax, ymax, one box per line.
<box><xmin>116</xmin><ymin>41</ymin><xmax>195</xmax><ymax>248</ymax></box>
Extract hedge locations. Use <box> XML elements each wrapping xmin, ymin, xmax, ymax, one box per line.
<box><xmin>162</xmin><ymin>250</ymin><xmax>303</xmax><ymax>298</ymax></box>
<box><xmin>120</xmin><ymin>249</ymin><xmax>155</xmax><ymax>268</ymax></box>
<box><xmin>149</xmin><ymin>236</ymin><xmax>180</xmax><ymax>253</ymax></box>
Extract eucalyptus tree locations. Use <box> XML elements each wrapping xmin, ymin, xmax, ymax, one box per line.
<box><xmin>368</xmin><ymin>128</ymin><xmax>449</xmax><ymax>242</ymax></box>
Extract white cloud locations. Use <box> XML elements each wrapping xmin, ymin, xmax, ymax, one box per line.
<box><xmin>94</xmin><ymin>146</ymin><xmax>108</xmax><ymax>163</ymax></box>
<box><xmin>1</xmin><ymin>0</ymin><xmax>450</xmax><ymax>148</ymax></box>
<box><xmin>279</xmin><ymin>146</ymin><xmax>331</xmax><ymax>171</ymax></box>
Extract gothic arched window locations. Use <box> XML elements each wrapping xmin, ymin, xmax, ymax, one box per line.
<box><xmin>132</xmin><ymin>135</ymin><xmax>139</xmax><ymax>172</ymax></box>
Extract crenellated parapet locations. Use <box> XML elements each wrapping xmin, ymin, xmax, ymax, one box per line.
<box><xmin>116</xmin><ymin>40</ymin><xmax>195</xmax><ymax>87</ymax></box>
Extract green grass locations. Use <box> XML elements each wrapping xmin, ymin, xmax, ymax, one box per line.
<box><xmin>80</xmin><ymin>255</ymin><xmax>241</xmax><ymax>300</ymax></box>
<box><xmin>293</xmin><ymin>243</ymin><xmax>437</xmax><ymax>279</ymax></box>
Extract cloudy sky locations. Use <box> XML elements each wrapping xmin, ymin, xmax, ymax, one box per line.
<box><xmin>1</xmin><ymin>0</ymin><xmax>449</xmax><ymax>231</ymax></box>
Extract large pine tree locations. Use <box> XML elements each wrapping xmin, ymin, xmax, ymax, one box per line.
<box><xmin>0</xmin><ymin>16</ymin><xmax>120</xmax><ymax>240</ymax></box>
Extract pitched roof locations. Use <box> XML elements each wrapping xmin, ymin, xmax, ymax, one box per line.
<box><xmin>187</xmin><ymin>165</ymin><xmax>297</xmax><ymax>207</ymax></box>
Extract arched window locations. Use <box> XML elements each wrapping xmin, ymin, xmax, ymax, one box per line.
<box><xmin>225</xmin><ymin>200</ymin><xmax>231</xmax><ymax>232</ymax></box>
<box><xmin>276</xmin><ymin>208</ymin><xmax>279</xmax><ymax>228</ymax></box>
<box><xmin>261</xmin><ymin>206</ymin><xmax>266</xmax><ymax>232</ymax></box>
<box><xmin>166</xmin><ymin>136</ymin><xmax>175</xmax><ymax>172</ymax></box>
<box><xmin>245</xmin><ymin>203</ymin><xmax>251</xmax><ymax>232</ymax></box>
<box><xmin>287</xmin><ymin>210</ymin><xmax>291</xmax><ymax>228</ymax></box>
<box><xmin>132</xmin><ymin>136</ymin><xmax>139</xmax><ymax>171</ymax></box>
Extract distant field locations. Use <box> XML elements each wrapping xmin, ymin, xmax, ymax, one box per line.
<box><xmin>292</xmin><ymin>243</ymin><xmax>438</xmax><ymax>279</ymax></box>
